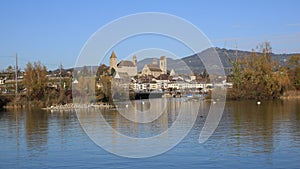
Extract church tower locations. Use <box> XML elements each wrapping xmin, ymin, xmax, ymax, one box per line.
<box><xmin>160</xmin><ymin>56</ymin><xmax>167</xmax><ymax>74</ymax></box>
<box><xmin>110</xmin><ymin>51</ymin><xmax>118</xmax><ymax>72</ymax></box>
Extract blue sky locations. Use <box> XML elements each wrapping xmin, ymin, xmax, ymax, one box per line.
<box><xmin>0</xmin><ymin>0</ymin><xmax>299</xmax><ymax>70</ymax></box>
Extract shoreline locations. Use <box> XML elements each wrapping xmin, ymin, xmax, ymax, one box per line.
<box><xmin>2</xmin><ymin>91</ymin><xmax>299</xmax><ymax>110</ymax></box>
<box><xmin>41</xmin><ymin>103</ymin><xmax>115</xmax><ymax>111</ymax></box>
<box><xmin>280</xmin><ymin>90</ymin><xmax>300</xmax><ymax>99</ymax></box>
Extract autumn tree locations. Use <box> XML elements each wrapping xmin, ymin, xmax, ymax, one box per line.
<box><xmin>23</xmin><ymin>62</ymin><xmax>48</xmax><ymax>101</ymax></box>
<box><xmin>228</xmin><ymin>42</ymin><xmax>290</xmax><ymax>99</ymax></box>
<box><xmin>240</xmin><ymin>49</ymin><xmax>289</xmax><ymax>99</ymax></box>
<box><xmin>287</xmin><ymin>55</ymin><xmax>300</xmax><ymax>90</ymax></box>
<box><xmin>96</xmin><ymin>64</ymin><xmax>109</xmax><ymax>77</ymax></box>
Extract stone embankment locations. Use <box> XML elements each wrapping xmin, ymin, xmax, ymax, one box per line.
<box><xmin>42</xmin><ymin>103</ymin><xmax>114</xmax><ymax>111</ymax></box>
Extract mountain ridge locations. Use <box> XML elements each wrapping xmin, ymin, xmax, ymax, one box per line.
<box><xmin>137</xmin><ymin>47</ymin><xmax>299</xmax><ymax>75</ymax></box>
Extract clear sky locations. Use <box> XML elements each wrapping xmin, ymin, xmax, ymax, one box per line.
<box><xmin>0</xmin><ymin>0</ymin><xmax>299</xmax><ymax>70</ymax></box>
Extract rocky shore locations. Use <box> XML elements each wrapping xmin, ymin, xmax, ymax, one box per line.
<box><xmin>42</xmin><ymin>103</ymin><xmax>115</xmax><ymax>111</ymax></box>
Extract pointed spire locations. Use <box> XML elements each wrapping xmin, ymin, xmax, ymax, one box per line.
<box><xmin>110</xmin><ymin>51</ymin><xmax>117</xmax><ymax>59</ymax></box>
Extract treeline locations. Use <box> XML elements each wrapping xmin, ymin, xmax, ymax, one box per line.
<box><xmin>227</xmin><ymin>42</ymin><xmax>300</xmax><ymax>100</ymax></box>
<box><xmin>9</xmin><ymin>62</ymin><xmax>72</xmax><ymax>107</ymax></box>
<box><xmin>6</xmin><ymin>62</ymin><xmax>117</xmax><ymax>108</ymax></box>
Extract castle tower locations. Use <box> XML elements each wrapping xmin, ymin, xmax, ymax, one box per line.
<box><xmin>160</xmin><ymin>56</ymin><xmax>167</xmax><ymax>74</ymax></box>
<box><xmin>110</xmin><ymin>51</ymin><xmax>118</xmax><ymax>71</ymax></box>
<box><xmin>133</xmin><ymin>55</ymin><xmax>137</xmax><ymax>66</ymax></box>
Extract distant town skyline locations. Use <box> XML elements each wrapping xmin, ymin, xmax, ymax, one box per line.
<box><xmin>0</xmin><ymin>0</ymin><xmax>299</xmax><ymax>70</ymax></box>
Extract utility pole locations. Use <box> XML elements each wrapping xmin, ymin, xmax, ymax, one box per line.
<box><xmin>59</xmin><ymin>63</ymin><xmax>62</xmax><ymax>89</ymax></box>
<box><xmin>15</xmin><ymin>53</ymin><xmax>18</xmax><ymax>95</ymax></box>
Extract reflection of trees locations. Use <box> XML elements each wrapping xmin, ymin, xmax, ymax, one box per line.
<box><xmin>25</xmin><ymin>109</ymin><xmax>48</xmax><ymax>151</ymax></box>
<box><xmin>281</xmin><ymin>99</ymin><xmax>300</xmax><ymax>142</ymax></box>
<box><xmin>230</xmin><ymin>101</ymin><xmax>277</xmax><ymax>154</ymax></box>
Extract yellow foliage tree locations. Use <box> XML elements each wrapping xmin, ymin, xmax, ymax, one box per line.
<box><xmin>23</xmin><ymin>62</ymin><xmax>48</xmax><ymax>101</ymax></box>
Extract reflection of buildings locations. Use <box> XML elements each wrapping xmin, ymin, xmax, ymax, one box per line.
<box><xmin>107</xmin><ymin>99</ymin><xmax>171</xmax><ymax>138</ymax></box>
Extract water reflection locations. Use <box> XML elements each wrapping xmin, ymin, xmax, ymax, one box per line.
<box><xmin>0</xmin><ymin>109</ymin><xmax>80</xmax><ymax>158</ymax></box>
<box><xmin>25</xmin><ymin>109</ymin><xmax>49</xmax><ymax>152</ymax></box>
<box><xmin>78</xmin><ymin>98</ymin><xmax>203</xmax><ymax>138</ymax></box>
<box><xmin>1</xmin><ymin>99</ymin><xmax>299</xmax><ymax>154</ymax></box>
<box><xmin>0</xmin><ymin>99</ymin><xmax>300</xmax><ymax>168</ymax></box>
<box><xmin>209</xmin><ymin>99</ymin><xmax>300</xmax><ymax>156</ymax></box>
<box><xmin>76</xmin><ymin>98</ymin><xmax>203</xmax><ymax>157</ymax></box>
<box><xmin>109</xmin><ymin>98</ymin><xmax>178</xmax><ymax>137</ymax></box>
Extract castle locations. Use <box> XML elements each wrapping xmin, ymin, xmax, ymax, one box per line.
<box><xmin>109</xmin><ymin>51</ymin><xmax>167</xmax><ymax>78</ymax></box>
<box><xmin>109</xmin><ymin>51</ymin><xmax>137</xmax><ymax>77</ymax></box>
<box><xmin>141</xmin><ymin>56</ymin><xmax>167</xmax><ymax>77</ymax></box>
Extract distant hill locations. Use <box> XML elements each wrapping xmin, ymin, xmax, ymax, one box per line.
<box><xmin>137</xmin><ymin>47</ymin><xmax>299</xmax><ymax>75</ymax></box>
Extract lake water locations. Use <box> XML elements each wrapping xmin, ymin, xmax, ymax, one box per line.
<box><xmin>1</xmin><ymin>99</ymin><xmax>300</xmax><ymax>169</ymax></box>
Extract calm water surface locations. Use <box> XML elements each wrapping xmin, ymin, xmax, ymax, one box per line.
<box><xmin>1</xmin><ymin>99</ymin><xmax>300</xmax><ymax>169</ymax></box>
